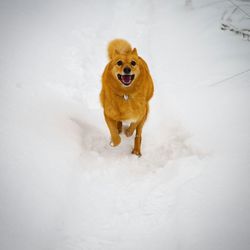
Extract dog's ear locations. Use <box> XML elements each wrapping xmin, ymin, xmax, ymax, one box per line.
<box><xmin>132</xmin><ymin>48</ymin><xmax>138</xmax><ymax>57</ymax></box>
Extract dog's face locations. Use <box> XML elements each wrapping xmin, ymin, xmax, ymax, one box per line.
<box><xmin>111</xmin><ymin>48</ymin><xmax>140</xmax><ymax>87</ymax></box>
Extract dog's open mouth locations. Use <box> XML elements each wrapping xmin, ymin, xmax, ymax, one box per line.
<box><xmin>117</xmin><ymin>74</ymin><xmax>135</xmax><ymax>86</ymax></box>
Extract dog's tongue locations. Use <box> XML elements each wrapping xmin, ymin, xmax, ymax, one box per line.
<box><xmin>121</xmin><ymin>75</ymin><xmax>131</xmax><ymax>83</ymax></box>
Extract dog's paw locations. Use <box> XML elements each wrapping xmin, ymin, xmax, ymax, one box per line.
<box><xmin>132</xmin><ymin>148</ymin><xmax>142</xmax><ymax>157</ymax></box>
<box><xmin>125</xmin><ymin>128</ymin><xmax>134</xmax><ymax>137</ymax></box>
<box><xmin>110</xmin><ymin>136</ymin><xmax>121</xmax><ymax>147</ymax></box>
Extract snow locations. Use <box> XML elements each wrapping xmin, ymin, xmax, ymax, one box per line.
<box><xmin>0</xmin><ymin>0</ymin><xmax>250</xmax><ymax>250</ymax></box>
<box><xmin>221</xmin><ymin>1</ymin><xmax>250</xmax><ymax>38</ymax></box>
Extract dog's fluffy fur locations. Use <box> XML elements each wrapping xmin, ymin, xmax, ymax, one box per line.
<box><xmin>100</xmin><ymin>39</ymin><xmax>154</xmax><ymax>156</ymax></box>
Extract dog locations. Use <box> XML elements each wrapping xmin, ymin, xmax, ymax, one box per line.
<box><xmin>100</xmin><ymin>39</ymin><xmax>154</xmax><ymax>156</ymax></box>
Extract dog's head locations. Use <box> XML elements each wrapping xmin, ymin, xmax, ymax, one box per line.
<box><xmin>110</xmin><ymin>48</ymin><xmax>140</xmax><ymax>88</ymax></box>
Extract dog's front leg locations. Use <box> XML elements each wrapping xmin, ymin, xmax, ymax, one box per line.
<box><xmin>104</xmin><ymin>114</ymin><xmax>121</xmax><ymax>147</ymax></box>
<box><xmin>132</xmin><ymin>115</ymin><xmax>147</xmax><ymax>156</ymax></box>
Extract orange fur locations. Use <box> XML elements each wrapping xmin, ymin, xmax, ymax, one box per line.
<box><xmin>107</xmin><ymin>39</ymin><xmax>132</xmax><ymax>60</ymax></box>
<box><xmin>100</xmin><ymin>39</ymin><xmax>154</xmax><ymax>156</ymax></box>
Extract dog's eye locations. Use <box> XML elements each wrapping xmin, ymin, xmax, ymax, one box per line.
<box><xmin>131</xmin><ymin>60</ymin><xmax>136</xmax><ymax>66</ymax></box>
<box><xmin>117</xmin><ymin>60</ymin><xmax>123</xmax><ymax>66</ymax></box>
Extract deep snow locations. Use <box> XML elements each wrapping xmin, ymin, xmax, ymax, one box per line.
<box><xmin>0</xmin><ymin>1</ymin><xmax>250</xmax><ymax>250</ymax></box>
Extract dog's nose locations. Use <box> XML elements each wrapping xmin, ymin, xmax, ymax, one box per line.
<box><xmin>123</xmin><ymin>67</ymin><xmax>131</xmax><ymax>74</ymax></box>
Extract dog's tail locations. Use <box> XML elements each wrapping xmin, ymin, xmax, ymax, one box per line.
<box><xmin>107</xmin><ymin>39</ymin><xmax>132</xmax><ymax>60</ymax></box>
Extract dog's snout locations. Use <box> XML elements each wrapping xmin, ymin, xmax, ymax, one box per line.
<box><xmin>123</xmin><ymin>67</ymin><xmax>131</xmax><ymax>74</ymax></box>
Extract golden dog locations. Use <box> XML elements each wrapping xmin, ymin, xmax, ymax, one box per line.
<box><xmin>100</xmin><ymin>39</ymin><xmax>154</xmax><ymax>156</ymax></box>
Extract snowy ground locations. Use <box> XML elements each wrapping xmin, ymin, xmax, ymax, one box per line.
<box><xmin>0</xmin><ymin>1</ymin><xmax>250</xmax><ymax>250</ymax></box>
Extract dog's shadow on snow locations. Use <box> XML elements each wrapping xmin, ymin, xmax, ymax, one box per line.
<box><xmin>70</xmin><ymin>117</ymin><xmax>204</xmax><ymax>170</ymax></box>
<box><xmin>70</xmin><ymin>117</ymin><xmax>136</xmax><ymax>159</ymax></box>
<box><xmin>70</xmin><ymin>117</ymin><xmax>108</xmax><ymax>154</ymax></box>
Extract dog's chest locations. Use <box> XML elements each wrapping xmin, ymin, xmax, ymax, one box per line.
<box><xmin>105</xmin><ymin>93</ymin><xmax>146</xmax><ymax>121</ymax></box>
<box><xmin>118</xmin><ymin>95</ymin><xmax>145</xmax><ymax>119</ymax></box>
<box><xmin>123</xmin><ymin>94</ymin><xmax>129</xmax><ymax>101</ymax></box>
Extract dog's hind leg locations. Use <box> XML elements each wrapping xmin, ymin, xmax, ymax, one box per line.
<box><xmin>117</xmin><ymin>121</ymin><xmax>122</xmax><ymax>134</ymax></box>
<box><xmin>125</xmin><ymin>122</ymin><xmax>137</xmax><ymax>137</ymax></box>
